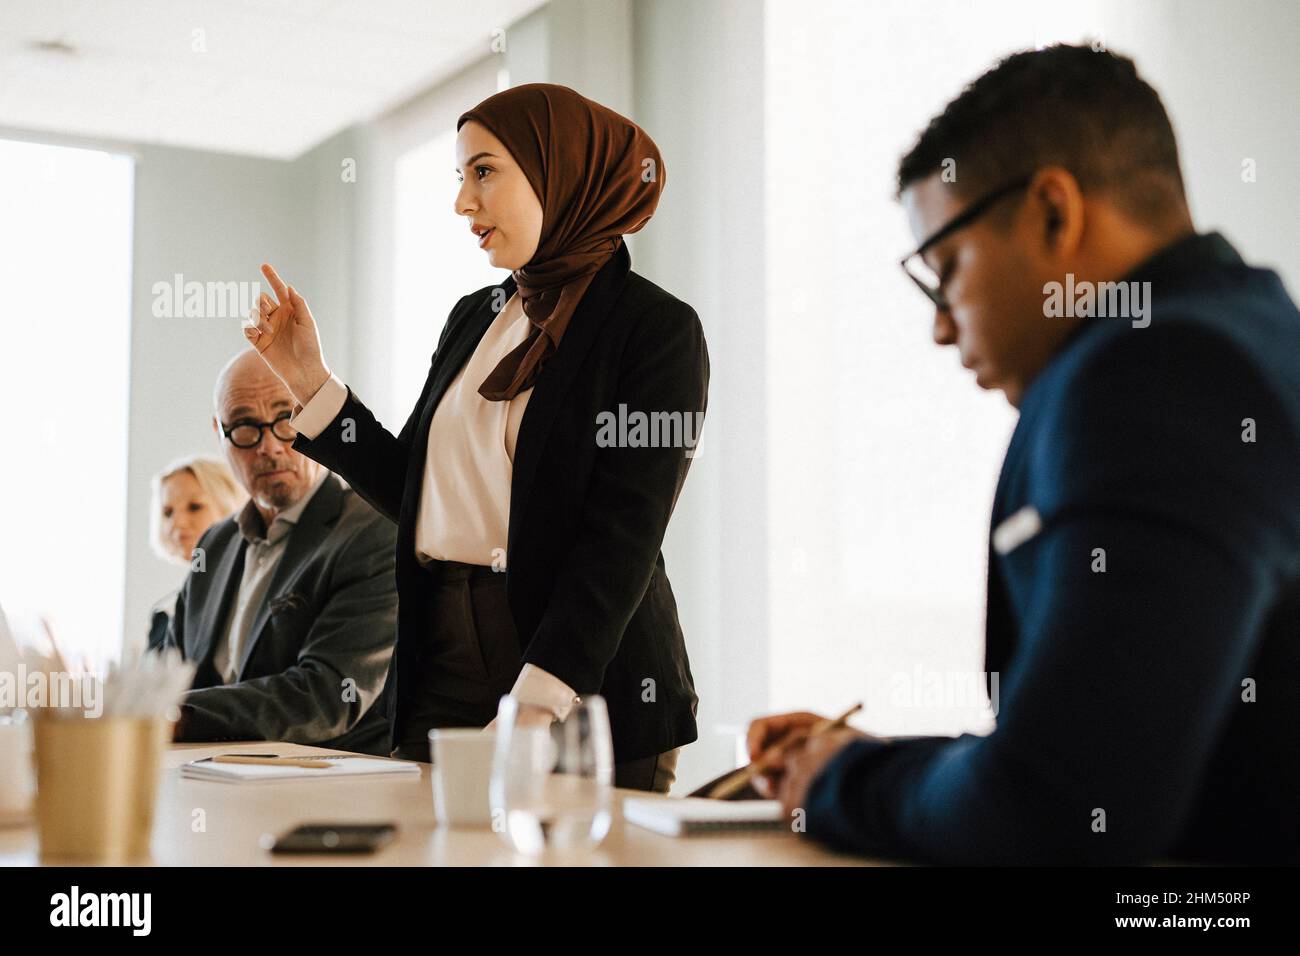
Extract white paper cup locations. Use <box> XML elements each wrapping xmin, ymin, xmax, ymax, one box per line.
<box><xmin>428</xmin><ymin>728</ymin><xmax>496</xmax><ymax>827</ymax></box>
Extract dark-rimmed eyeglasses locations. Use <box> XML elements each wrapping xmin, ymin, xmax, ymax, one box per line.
<box><xmin>899</xmin><ymin>175</ymin><xmax>1033</xmax><ymax>312</ymax></box>
<box><xmin>220</xmin><ymin>412</ymin><xmax>296</xmax><ymax>449</ymax></box>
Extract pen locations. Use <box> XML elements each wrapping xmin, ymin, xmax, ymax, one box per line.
<box><xmin>212</xmin><ymin>756</ymin><xmax>333</xmax><ymax>769</ymax></box>
<box><xmin>707</xmin><ymin>701</ymin><xmax>864</xmax><ymax>799</ymax></box>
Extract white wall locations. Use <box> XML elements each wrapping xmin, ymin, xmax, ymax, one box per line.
<box><xmin>631</xmin><ymin>0</ymin><xmax>770</xmax><ymax>787</ymax></box>
<box><xmin>124</xmin><ymin>144</ymin><xmax>299</xmax><ymax>653</ymax></box>
<box><xmin>547</xmin><ymin>0</ymin><xmax>634</xmax><ymax>114</ymax></box>
<box><xmin>1105</xmin><ymin>0</ymin><xmax>1300</xmax><ymax>287</ymax></box>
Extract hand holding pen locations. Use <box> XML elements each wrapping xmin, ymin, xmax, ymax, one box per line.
<box><xmin>742</xmin><ymin>703</ymin><xmax>879</xmax><ymax>812</ymax></box>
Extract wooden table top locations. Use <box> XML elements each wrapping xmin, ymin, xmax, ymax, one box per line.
<box><xmin>0</xmin><ymin>741</ymin><xmax>882</xmax><ymax>866</ymax></box>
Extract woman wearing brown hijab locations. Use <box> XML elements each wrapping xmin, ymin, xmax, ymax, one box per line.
<box><xmin>245</xmin><ymin>84</ymin><xmax>708</xmax><ymax>792</ymax></box>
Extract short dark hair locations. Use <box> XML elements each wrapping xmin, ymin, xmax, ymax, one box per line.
<box><xmin>897</xmin><ymin>44</ymin><xmax>1187</xmax><ymax>226</ymax></box>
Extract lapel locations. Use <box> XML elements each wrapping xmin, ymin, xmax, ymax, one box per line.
<box><xmin>990</xmin><ymin>410</ymin><xmax>1035</xmax><ymax>528</ymax></box>
<box><xmin>191</xmin><ymin>527</ymin><xmax>246</xmax><ymax>674</ymax></box>
<box><xmin>983</xmin><ymin>390</ymin><xmax>1049</xmax><ymax>678</ymax></box>
<box><xmin>509</xmin><ymin>243</ymin><xmax>632</xmax><ymax>537</ymax></box>
<box><xmin>234</xmin><ymin>474</ymin><xmax>347</xmax><ymax>678</ymax></box>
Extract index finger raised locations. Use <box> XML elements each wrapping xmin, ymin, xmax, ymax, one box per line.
<box><xmin>261</xmin><ymin>263</ymin><xmax>290</xmax><ymax>305</ymax></box>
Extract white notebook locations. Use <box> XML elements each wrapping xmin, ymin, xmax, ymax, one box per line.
<box><xmin>181</xmin><ymin>755</ymin><xmax>421</xmax><ymax>784</ymax></box>
<box><xmin>622</xmin><ymin>797</ymin><xmax>784</xmax><ymax>836</ymax></box>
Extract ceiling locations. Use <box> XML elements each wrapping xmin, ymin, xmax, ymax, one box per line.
<box><xmin>0</xmin><ymin>0</ymin><xmax>545</xmax><ymax>159</ymax></box>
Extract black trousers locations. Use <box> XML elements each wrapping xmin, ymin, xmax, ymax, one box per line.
<box><xmin>392</xmin><ymin>559</ymin><xmax>676</xmax><ymax>793</ymax></box>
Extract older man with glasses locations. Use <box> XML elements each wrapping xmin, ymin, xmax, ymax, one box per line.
<box><xmin>163</xmin><ymin>350</ymin><xmax>398</xmax><ymax>755</ymax></box>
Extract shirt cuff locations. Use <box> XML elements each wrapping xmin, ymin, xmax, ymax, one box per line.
<box><xmin>510</xmin><ymin>663</ymin><xmax>579</xmax><ymax>721</ymax></box>
<box><xmin>289</xmin><ymin>374</ymin><xmax>348</xmax><ymax>440</ymax></box>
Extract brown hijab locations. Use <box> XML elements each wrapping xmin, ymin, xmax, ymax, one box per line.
<box><xmin>458</xmin><ymin>83</ymin><xmax>665</xmax><ymax>401</ymax></box>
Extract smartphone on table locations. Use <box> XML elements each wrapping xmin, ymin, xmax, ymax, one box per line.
<box><xmin>270</xmin><ymin>823</ymin><xmax>397</xmax><ymax>854</ymax></box>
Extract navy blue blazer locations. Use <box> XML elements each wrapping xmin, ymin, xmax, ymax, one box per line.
<box><xmin>806</xmin><ymin>233</ymin><xmax>1300</xmax><ymax>864</ymax></box>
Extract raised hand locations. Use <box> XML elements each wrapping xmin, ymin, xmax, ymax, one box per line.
<box><xmin>243</xmin><ymin>263</ymin><xmax>332</xmax><ymax>405</ymax></box>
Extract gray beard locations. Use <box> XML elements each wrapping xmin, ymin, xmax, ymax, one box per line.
<box><xmin>259</xmin><ymin>479</ymin><xmax>297</xmax><ymax>514</ymax></box>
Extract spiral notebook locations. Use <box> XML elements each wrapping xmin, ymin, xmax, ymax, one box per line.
<box><xmin>622</xmin><ymin>797</ymin><xmax>784</xmax><ymax>836</ymax></box>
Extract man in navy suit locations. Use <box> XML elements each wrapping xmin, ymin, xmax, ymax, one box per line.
<box><xmin>748</xmin><ymin>45</ymin><xmax>1300</xmax><ymax>863</ymax></box>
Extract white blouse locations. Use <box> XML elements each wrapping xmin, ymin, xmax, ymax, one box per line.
<box><xmin>414</xmin><ymin>292</ymin><xmax>533</xmax><ymax>568</ymax></box>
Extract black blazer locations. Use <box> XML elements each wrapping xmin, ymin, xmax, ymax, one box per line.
<box><xmin>294</xmin><ymin>243</ymin><xmax>709</xmax><ymax>762</ymax></box>
<box><xmin>167</xmin><ymin>473</ymin><xmax>398</xmax><ymax>756</ymax></box>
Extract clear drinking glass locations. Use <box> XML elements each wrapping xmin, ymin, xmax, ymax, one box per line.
<box><xmin>489</xmin><ymin>694</ymin><xmax>614</xmax><ymax>855</ymax></box>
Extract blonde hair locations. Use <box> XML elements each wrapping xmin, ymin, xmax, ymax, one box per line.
<box><xmin>149</xmin><ymin>455</ymin><xmax>246</xmax><ymax>565</ymax></box>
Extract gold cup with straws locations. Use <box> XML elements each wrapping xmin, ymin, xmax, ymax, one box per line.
<box><xmin>29</xmin><ymin>647</ymin><xmax>194</xmax><ymax>863</ymax></box>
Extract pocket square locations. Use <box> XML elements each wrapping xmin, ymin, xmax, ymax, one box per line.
<box><xmin>268</xmin><ymin>591</ymin><xmax>309</xmax><ymax>615</ymax></box>
<box><xmin>993</xmin><ymin>505</ymin><xmax>1042</xmax><ymax>555</ymax></box>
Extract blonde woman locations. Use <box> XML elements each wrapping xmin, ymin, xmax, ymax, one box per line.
<box><xmin>147</xmin><ymin>455</ymin><xmax>245</xmax><ymax>650</ymax></box>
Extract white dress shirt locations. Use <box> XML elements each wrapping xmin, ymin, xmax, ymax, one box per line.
<box><xmin>211</xmin><ymin>471</ymin><xmax>328</xmax><ymax>684</ymax></box>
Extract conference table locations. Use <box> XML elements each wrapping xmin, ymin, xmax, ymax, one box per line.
<box><xmin>0</xmin><ymin>741</ymin><xmax>880</xmax><ymax>866</ymax></box>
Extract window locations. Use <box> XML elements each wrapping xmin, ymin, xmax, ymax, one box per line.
<box><xmin>393</xmin><ymin>127</ymin><xmax>504</xmax><ymax>407</ymax></box>
<box><xmin>0</xmin><ymin>138</ymin><xmax>134</xmax><ymax>667</ymax></box>
<box><xmin>763</xmin><ymin>0</ymin><xmax>1111</xmax><ymax>735</ymax></box>
<box><xmin>377</xmin><ymin>56</ymin><xmax>507</xmax><ymax>416</ymax></box>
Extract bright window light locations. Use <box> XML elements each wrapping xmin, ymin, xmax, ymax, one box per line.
<box><xmin>764</xmin><ymin>0</ymin><xmax>1109</xmax><ymax>735</ymax></box>
<box><xmin>393</xmin><ymin>129</ymin><xmax>505</xmax><ymax>409</ymax></box>
<box><xmin>0</xmin><ymin>138</ymin><xmax>134</xmax><ymax>668</ymax></box>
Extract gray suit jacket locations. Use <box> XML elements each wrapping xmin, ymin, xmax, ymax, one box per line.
<box><xmin>166</xmin><ymin>473</ymin><xmax>398</xmax><ymax>755</ymax></box>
